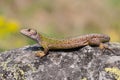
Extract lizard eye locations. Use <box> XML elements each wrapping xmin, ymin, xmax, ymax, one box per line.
<box><xmin>27</xmin><ymin>29</ymin><xmax>31</xmax><ymax>32</ymax></box>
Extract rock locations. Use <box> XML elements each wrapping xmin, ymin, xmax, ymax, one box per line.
<box><xmin>0</xmin><ymin>42</ymin><xmax>120</xmax><ymax>80</ymax></box>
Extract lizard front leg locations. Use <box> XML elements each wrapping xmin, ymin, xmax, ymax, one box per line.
<box><xmin>35</xmin><ymin>48</ymin><xmax>49</xmax><ymax>57</ymax></box>
<box><xmin>35</xmin><ymin>42</ymin><xmax>49</xmax><ymax>57</ymax></box>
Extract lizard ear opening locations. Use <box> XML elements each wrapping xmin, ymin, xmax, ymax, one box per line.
<box><xmin>30</xmin><ymin>29</ymin><xmax>37</xmax><ymax>35</ymax></box>
<box><xmin>26</xmin><ymin>28</ymin><xmax>37</xmax><ymax>35</ymax></box>
<box><xmin>29</xmin><ymin>29</ymin><xmax>40</xmax><ymax>42</ymax></box>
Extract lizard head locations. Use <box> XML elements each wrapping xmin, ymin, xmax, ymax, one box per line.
<box><xmin>20</xmin><ymin>28</ymin><xmax>40</xmax><ymax>42</ymax></box>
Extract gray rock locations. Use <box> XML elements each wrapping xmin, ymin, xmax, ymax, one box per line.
<box><xmin>0</xmin><ymin>42</ymin><xmax>120</xmax><ymax>80</ymax></box>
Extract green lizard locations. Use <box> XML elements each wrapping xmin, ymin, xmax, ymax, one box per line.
<box><xmin>20</xmin><ymin>28</ymin><xmax>112</xmax><ymax>57</ymax></box>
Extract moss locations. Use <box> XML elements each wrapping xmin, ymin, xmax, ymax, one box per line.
<box><xmin>13</xmin><ymin>67</ymin><xmax>25</xmax><ymax>80</ymax></box>
<box><xmin>0</xmin><ymin>61</ymin><xmax>26</xmax><ymax>80</ymax></box>
<box><xmin>81</xmin><ymin>77</ymin><xmax>87</xmax><ymax>80</ymax></box>
<box><xmin>105</xmin><ymin>67</ymin><xmax>120</xmax><ymax>80</ymax></box>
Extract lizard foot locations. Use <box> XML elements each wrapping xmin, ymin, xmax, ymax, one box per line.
<box><xmin>99</xmin><ymin>43</ymin><xmax>116</xmax><ymax>54</ymax></box>
<box><xmin>35</xmin><ymin>51</ymin><xmax>46</xmax><ymax>57</ymax></box>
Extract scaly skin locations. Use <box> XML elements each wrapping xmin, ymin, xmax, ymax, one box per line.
<box><xmin>20</xmin><ymin>28</ymin><xmax>111</xmax><ymax>57</ymax></box>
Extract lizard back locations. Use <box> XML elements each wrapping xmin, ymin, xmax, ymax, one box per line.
<box><xmin>40</xmin><ymin>33</ymin><xmax>110</xmax><ymax>49</ymax></box>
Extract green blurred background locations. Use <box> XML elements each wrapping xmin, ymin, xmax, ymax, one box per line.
<box><xmin>0</xmin><ymin>0</ymin><xmax>120</xmax><ymax>52</ymax></box>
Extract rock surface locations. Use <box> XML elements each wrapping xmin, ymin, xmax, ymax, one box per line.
<box><xmin>0</xmin><ymin>43</ymin><xmax>120</xmax><ymax>80</ymax></box>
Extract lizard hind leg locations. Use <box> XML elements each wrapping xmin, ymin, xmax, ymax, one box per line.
<box><xmin>99</xmin><ymin>43</ymin><xmax>116</xmax><ymax>54</ymax></box>
<box><xmin>88</xmin><ymin>38</ymin><xmax>101</xmax><ymax>46</ymax></box>
<box><xmin>88</xmin><ymin>38</ymin><xmax>116</xmax><ymax>54</ymax></box>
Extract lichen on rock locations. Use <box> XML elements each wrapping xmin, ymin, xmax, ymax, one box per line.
<box><xmin>0</xmin><ymin>43</ymin><xmax>120</xmax><ymax>80</ymax></box>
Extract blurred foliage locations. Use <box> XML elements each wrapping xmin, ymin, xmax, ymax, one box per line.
<box><xmin>0</xmin><ymin>16</ymin><xmax>19</xmax><ymax>37</ymax></box>
<box><xmin>22</xmin><ymin>0</ymin><xmax>53</xmax><ymax>16</ymax></box>
<box><xmin>0</xmin><ymin>0</ymin><xmax>120</xmax><ymax>52</ymax></box>
<box><xmin>109</xmin><ymin>0</ymin><xmax>120</xmax><ymax>6</ymax></box>
<box><xmin>0</xmin><ymin>15</ymin><xmax>32</xmax><ymax>52</ymax></box>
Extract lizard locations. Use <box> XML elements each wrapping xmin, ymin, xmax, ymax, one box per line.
<box><xmin>20</xmin><ymin>28</ymin><xmax>113</xmax><ymax>57</ymax></box>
